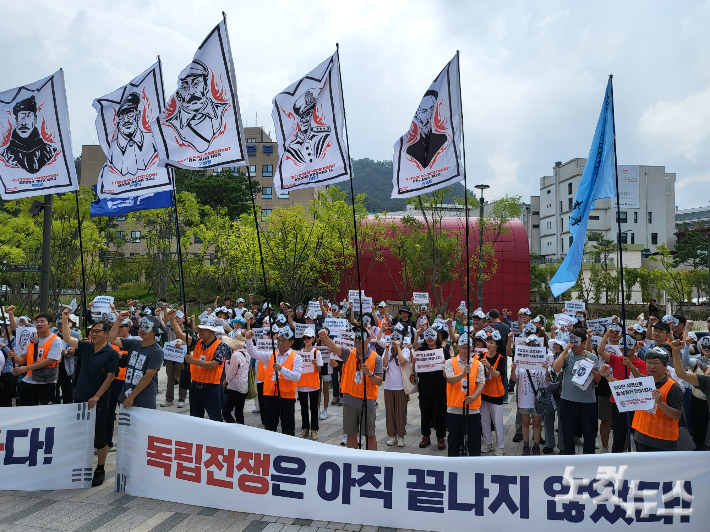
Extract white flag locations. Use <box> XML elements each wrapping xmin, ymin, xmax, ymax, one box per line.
<box><xmin>271</xmin><ymin>51</ymin><xmax>351</xmax><ymax>196</ymax></box>
<box><xmin>391</xmin><ymin>54</ymin><xmax>463</xmax><ymax>198</ymax></box>
<box><xmin>0</xmin><ymin>70</ymin><xmax>78</xmax><ymax>199</ymax></box>
<box><xmin>92</xmin><ymin>62</ymin><xmax>172</xmax><ymax>198</ymax></box>
<box><xmin>152</xmin><ymin>19</ymin><xmax>247</xmax><ymax>170</ymax></box>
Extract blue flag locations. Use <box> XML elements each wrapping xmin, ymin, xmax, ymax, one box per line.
<box><xmin>90</xmin><ymin>189</ymin><xmax>174</xmax><ymax>218</ymax></box>
<box><xmin>549</xmin><ymin>79</ymin><xmax>617</xmax><ymax>297</ymax></box>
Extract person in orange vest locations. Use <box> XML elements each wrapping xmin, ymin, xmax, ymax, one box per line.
<box><xmin>11</xmin><ymin>312</ymin><xmax>63</xmax><ymax>405</ymax></box>
<box><xmin>445</xmin><ymin>333</ymin><xmax>485</xmax><ymax>456</ymax></box>
<box><xmin>631</xmin><ymin>347</ymin><xmax>683</xmax><ymax>452</ymax></box>
<box><xmin>60</xmin><ymin>308</ymin><xmax>117</xmax><ymax>486</ymax></box>
<box><xmin>245</xmin><ymin>326</ymin><xmax>302</xmax><ymax>435</ymax></box>
<box><xmin>297</xmin><ymin>326</ymin><xmax>323</xmax><ymax>440</ymax></box>
<box><xmin>168</xmin><ymin>311</ymin><xmax>230</xmax><ymax>421</ymax></box>
<box><xmin>479</xmin><ymin>329</ymin><xmax>507</xmax><ymax>456</ymax></box>
<box><xmin>318</xmin><ymin>325</ymin><xmax>383</xmax><ymax>450</ymax></box>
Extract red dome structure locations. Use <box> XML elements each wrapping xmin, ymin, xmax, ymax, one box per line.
<box><xmin>340</xmin><ymin>217</ymin><xmax>530</xmax><ymax>313</ymax></box>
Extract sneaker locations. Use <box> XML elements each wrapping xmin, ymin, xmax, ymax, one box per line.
<box><xmin>542</xmin><ymin>446</ymin><xmax>555</xmax><ymax>455</ymax></box>
<box><xmin>480</xmin><ymin>443</ymin><xmax>493</xmax><ymax>453</ymax></box>
<box><xmin>108</xmin><ymin>445</ymin><xmax>116</xmax><ymax>453</ymax></box>
<box><xmin>319</xmin><ymin>409</ymin><xmax>328</xmax><ymax>420</ymax></box>
<box><xmin>495</xmin><ymin>447</ymin><xmax>505</xmax><ymax>456</ymax></box>
<box><xmin>310</xmin><ymin>431</ymin><xmax>318</xmax><ymax>441</ymax></box>
<box><xmin>299</xmin><ymin>429</ymin><xmax>310</xmax><ymax>438</ymax></box>
<box><xmin>160</xmin><ymin>400</ymin><xmax>173</xmax><ymax>407</ymax></box>
<box><xmin>512</xmin><ymin>432</ymin><xmax>523</xmax><ymax>443</ymax></box>
<box><xmin>94</xmin><ymin>449</ymin><xmax>98</xmax><ymax>456</ymax></box>
<box><xmin>419</xmin><ymin>436</ymin><xmax>431</xmax><ymax>448</ymax></box>
<box><xmin>252</xmin><ymin>406</ymin><xmax>260</xmax><ymax>413</ymax></box>
<box><xmin>177</xmin><ymin>400</ymin><xmax>185</xmax><ymax>408</ymax></box>
<box><xmin>386</xmin><ymin>436</ymin><xmax>397</xmax><ymax>446</ymax></box>
<box><xmin>522</xmin><ymin>445</ymin><xmax>530</xmax><ymax>456</ymax></box>
<box><xmin>92</xmin><ymin>468</ymin><xmax>105</xmax><ymax>487</ymax></box>
<box><xmin>331</xmin><ymin>398</ymin><xmax>339</xmax><ymax>406</ymax></box>
<box><xmin>341</xmin><ymin>434</ymin><xmax>347</xmax><ymax>445</ymax></box>
<box><xmin>397</xmin><ymin>436</ymin><xmax>405</xmax><ymax>447</ymax></box>
<box><xmin>532</xmin><ymin>444</ymin><xmax>541</xmax><ymax>456</ymax></box>
<box><xmin>337</xmin><ymin>398</ymin><xmax>344</xmax><ymax>406</ymax></box>
<box><xmin>600</xmin><ymin>447</ymin><xmax>610</xmax><ymax>454</ymax></box>
<box><xmin>437</xmin><ymin>438</ymin><xmax>446</xmax><ymax>450</ymax></box>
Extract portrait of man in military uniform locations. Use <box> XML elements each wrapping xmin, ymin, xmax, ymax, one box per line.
<box><xmin>166</xmin><ymin>60</ymin><xmax>227</xmax><ymax>153</ymax></box>
<box><xmin>405</xmin><ymin>89</ymin><xmax>448</xmax><ymax>169</ymax></box>
<box><xmin>108</xmin><ymin>92</ymin><xmax>157</xmax><ymax>176</ymax></box>
<box><xmin>0</xmin><ymin>95</ymin><xmax>58</xmax><ymax>174</ymax></box>
<box><xmin>284</xmin><ymin>89</ymin><xmax>331</xmax><ymax>166</ymax></box>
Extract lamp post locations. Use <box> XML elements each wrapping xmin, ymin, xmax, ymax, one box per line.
<box><xmin>474</xmin><ymin>184</ymin><xmax>489</xmax><ymax>309</ymax></box>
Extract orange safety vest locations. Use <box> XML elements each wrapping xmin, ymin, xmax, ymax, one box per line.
<box><xmin>632</xmin><ymin>378</ymin><xmax>680</xmax><ymax>441</ymax></box>
<box><xmin>26</xmin><ymin>334</ymin><xmax>59</xmax><ymax>376</ymax></box>
<box><xmin>190</xmin><ymin>339</ymin><xmax>224</xmax><ymax>385</ymax></box>
<box><xmin>482</xmin><ymin>354</ymin><xmax>505</xmax><ymax>397</ymax></box>
<box><xmin>447</xmin><ymin>356</ymin><xmax>482</xmax><ymax>410</ymax></box>
<box><xmin>256</xmin><ymin>360</ymin><xmax>267</xmax><ymax>382</ymax></box>
<box><xmin>110</xmin><ymin>344</ymin><xmax>128</xmax><ymax>381</ymax></box>
<box><xmin>297</xmin><ymin>348</ymin><xmax>320</xmax><ymax>389</ymax></box>
<box><xmin>263</xmin><ymin>350</ymin><xmax>298</xmax><ymax>399</ymax></box>
<box><xmin>342</xmin><ymin>348</ymin><xmax>378</xmax><ymax>400</ymax></box>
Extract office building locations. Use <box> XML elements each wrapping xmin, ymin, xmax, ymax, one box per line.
<box><xmin>675</xmin><ymin>206</ymin><xmax>710</xmax><ymax>232</ymax></box>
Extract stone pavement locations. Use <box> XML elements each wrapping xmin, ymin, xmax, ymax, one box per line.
<box><xmin>0</xmin><ymin>368</ymin><xmax>597</xmax><ymax>531</ymax></box>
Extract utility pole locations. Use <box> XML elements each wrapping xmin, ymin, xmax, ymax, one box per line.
<box><xmin>474</xmin><ymin>184</ymin><xmax>489</xmax><ymax>309</ymax></box>
<box><xmin>38</xmin><ymin>195</ymin><xmax>53</xmax><ymax>313</ymax></box>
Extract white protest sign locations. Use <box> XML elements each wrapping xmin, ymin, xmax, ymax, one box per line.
<box><xmin>514</xmin><ymin>336</ymin><xmax>527</xmax><ymax>346</ymax></box>
<box><xmin>474</xmin><ymin>348</ymin><xmax>488</xmax><ymax>360</ymax></box>
<box><xmin>514</xmin><ymin>345</ymin><xmax>547</xmax><ymax>371</ymax></box>
<box><xmin>591</xmin><ymin>336</ymin><xmax>603</xmax><ymax>349</ymax></box>
<box><xmin>564</xmin><ymin>301</ymin><xmax>585</xmax><ymax>316</ymax></box>
<box><xmin>198</xmin><ymin>311</ymin><xmax>210</xmax><ymax>323</ymax></box>
<box><xmin>413</xmin><ymin>292</ymin><xmax>429</xmax><ymax>305</ymax></box>
<box><xmin>251</xmin><ymin>327</ymin><xmax>268</xmax><ymax>338</ymax></box>
<box><xmin>349</xmin><ymin>290</ymin><xmax>372</xmax><ymax>311</ymax></box>
<box><xmin>336</xmin><ymin>337</ymin><xmax>355</xmax><ymax>351</ymax></box>
<box><xmin>256</xmin><ymin>339</ymin><xmax>276</xmax><ymax>352</ymax></box>
<box><xmin>510</xmin><ymin>321</ymin><xmax>521</xmax><ymax>335</ymax></box>
<box><xmin>604</xmin><ymin>344</ymin><xmax>623</xmax><ymax>358</ymax></box>
<box><xmin>571</xmin><ymin>358</ymin><xmax>595</xmax><ymax>390</ymax></box>
<box><xmin>68</xmin><ymin>298</ymin><xmax>77</xmax><ymax>312</ymax></box>
<box><xmin>587</xmin><ymin>317</ymin><xmax>613</xmax><ymax>330</ymax></box>
<box><xmin>294</xmin><ymin>322</ymin><xmax>310</xmax><ymax>339</ymax></box>
<box><xmin>554</xmin><ymin>313</ymin><xmax>573</xmax><ymax>327</ymax></box>
<box><xmin>16</xmin><ymin>326</ymin><xmax>37</xmax><ymax>355</ymax></box>
<box><xmin>324</xmin><ymin>318</ymin><xmax>347</xmax><ymax>331</ymax></box>
<box><xmin>414</xmin><ymin>348</ymin><xmax>444</xmax><ymax>373</ymax></box>
<box><xmin>610</xmin><ymin>376</ymin><xmax>656</xmax><ymax>412</ymax></box>
<box><xmin>308</xmin><ymin>301</ymin><xmax>322</xmax><ymax>316</ymax></box>
<box><xmin>163</xmin><ymin>342</ymin><xmax>187</xmax><ymax>363</ymax></box>
<box><xmin>91</xmin><ymin>295</ymin><xmax>114</xmax><ymax>321</ymax></box>
<box><xmin>317</xmin><ymin>346</ymin><xmax>330</xmax><ymax>363</ymax></box>
<box><xmin>300</xmin><ymin>349</ymin><xmax>317</xmax><ymax>373</ymax></box>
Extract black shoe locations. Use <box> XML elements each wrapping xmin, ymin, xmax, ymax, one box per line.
<box><xmin>542</xmin><ymin>446</ymin><xmax>555</xmax><ymax>454</ymax></box>
<box><xmin>92</xmin><ymin>468</ymin><xmax>105</xmax><ymax>487</ymax></box>
<box><xmin>512</xmin><ymin>433</ymin><xmax>523</xmax><ymax>443</ymax></box>
<box><xmin>539</xmin><ymin>437</ymin><xmax>545</xmax><ymax>445</ymax></box>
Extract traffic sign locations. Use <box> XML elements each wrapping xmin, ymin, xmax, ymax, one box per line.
<box><xmin>1</xmin><ymin>265</ymin><xmax>40</xmax><ymax>273</ymax></box>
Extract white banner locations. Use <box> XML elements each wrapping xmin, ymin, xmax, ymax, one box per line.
<box><xmin>92</xmin><ymin>61</ymin><xmax>172</xmax><ymax>198</ymax></box>
<box><xmin>163</xmin><ymin>341</ymin><xmax>187</xmax><ymax>363</ymax></box>
<box><xmin>271</xmin><ymin>51</ymin><xmax>351</xmax><ymax>196</ymax></box>
<box><xmin>91</xmin><ymin>295</ymin><xmax>114</xmax><ymax>321</ymax></box>
<box><xmin>514</xmin><ymin>345</ymin><xmax>547</xmax><ymax>371</ymax></box>
<box><xmin>115</xmin><ymin>407</ymin><xmax>708</xmax><ymax>531</ymax></box>
<box><xmin>414</xmin><ymin>348</ymin><xmax>444</xmax><ymax>373</ymax></box>
<box><xmin>0</xmin><ymin>70</ymin><xmax>78</xmax><ymax>199</ymax></box>
<box><xmin>391</xmin><ymin>54</ymin><xmax>463</xmax><ymax>199</ymax></box>
<box><xmin>153</xmin><ymin>19</ymin><xmax>247</xmax><ymax>170</ymax></box>
<box><xmin>618</xmin><ymin>165</ymin><xmax>640</xmax><ymax>208</ymax></box>
<box><xmin>413</xmin><ymin>292</ymin><xmax>429</xmax><ymax>305</ymax></box>
<box><xmin>1</xmin><ymin>403</ymin><xmax>95</xmax><ymax>490</ymax></box>
<box><xmin>610</xmin><ymin>376</ymin><xmax>656</xmax><ymax>413</ymax></box>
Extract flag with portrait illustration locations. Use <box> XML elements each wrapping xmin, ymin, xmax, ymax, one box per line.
<box><xmin>152</xmin><ymin>19</ymin><xmax>248</xmax><ymax>170</ymax></box>
<box><xmin>271</xmin><ymin>51</ymin><xmax>351</xmax><ymax>196</ymax></box>
<box><xmin>391</xmin><ymin>54</ymin><xmax>463</xmax><ymax>199</ymax></box>
<box><xmin>0</xmin><ymin>70</ymin><xmax>78</xmax><ymax>199</ymax></box>
<box><xmin>93</xmin><ymin>62</ymin><xmax>172</xmax><ymax>198</ymax></box>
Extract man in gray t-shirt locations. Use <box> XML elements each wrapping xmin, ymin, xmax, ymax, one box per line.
<box><xmin>108</xmin><ymin>312</ymin><xmax>164</xmax><ymax>409</ymax></box>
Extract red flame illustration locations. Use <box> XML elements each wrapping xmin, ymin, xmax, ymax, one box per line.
<box><xmin>163</xmin><ymin>95</ymin><xmax>178</xmax><ymax>120</ymax></box>
<box><xmin>210</xmin><ymin>72</ymin><xmax>229</xmax><ymax>103</ymax></box>
<box><xmin>405</xmin><ymin>121</ymin><xmax>419</xmax><ymax>146</ymax></box>
<box><xmin>312</xmin><ymin>103</ymin><xmax>327</xmax><ymax>126</ymax></box>
<box><xmin>433</xmin><ymin>100</ymin><xmax>448</xmax><ymax>133</ymax></box>
<box><xmin>40</xmin><ymin>117</ymin><xmax>57</xmax><ymax>143</ymax></box>
<box><xmin>141</xmin><ymin>88</ymin><xmax>153</xmax><ymax>132</ymax></box>
<box><xmin>0</xmin><ymin>119</ymin><xmax>11</xmax><ymax>148</ymax></box>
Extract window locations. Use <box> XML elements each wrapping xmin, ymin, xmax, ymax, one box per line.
<box><xmin>651</xmin><ymin>233</ymin><xmax>658</xmax><ymax>245</ymax></box>
<box><xmin>261</xmin><ymin>209</ymin><xmax>272</xmax><ymax>220</ymax></box>
<box><xmin>568</xmin><ymin>197</ymin><xmax>573</xmax><ymax>210</ymax></box>
<box><xmin>245</xmin><ymin>165</ymin><xmax>256</xmax><ymax>176</ymax></box>
<box><xmin>589</xmin><ymin>215</ymin><xmax>600</xmax><ymax>220</ymax></box>
<box><xmin>619</xmin><ymin>233</ymin><xmax>628</xmax><ymax>244</ymax></box>
<box><xmin>262</xmin><ymin>164</ymin><xmax>273</xmax><ymax>177</ymax></box>
<box><xmin>130</xmin><ymin>231</ymin><xmax>141</xmax><ymax>243</ymax></box>
<box><xmin>648</xmin><ymin>212</ymin><xmax>652</xmax><ymax>224</ymax></box>
<box><xmin>560</xmin><ymin>200</ymin><xmax>563</xmax><ymax>212</ymax></box>
<box><xmin>569</xmin><ymin>236</ymin><xmax>573</xmax><ymax>246</ymax></box>
<box><xmin>116</xmin><ymin>231</ymin><xmax>125</xmax><ymax>239</ymax></box>
<box><xmin>560</xmin><ymin>217</ymin><xmax>563</xmax><ymax>232</ymax></box>
<box><xmin>547</xmin><ymin>189</ymin><xmax>551</xmax><ymax>194</ymax></box>
<box><xmin>278</xmin><ymin>191</ymin><xmax>289</xmax><ymax>199</ymax></box>
<box><xmin>634</xmin><ymin>212</ymin><xmax>638</xmax><ymax>223</ymax></box>
<box><xmin>247</xmin><ymin>138</ymin><xmax>256</xmax><ymax>143</ymax></box>
<box><xmin>568</xmin><ymin>183</ymin><xmax>573</xmax><ymax>195</ymax></box>
<box><xmin>631</xmin><ymin>233</ymin><xmax>635</xmax><ymax>245</ymax></box>
<box><xmin>532</xmin><ymin>224</ymin><xmax>539</xmax><ymax>229</ymax></box>
<box><xmin>262</xmin><ymin>187</ymin><xmax>272</xmax><ymax>199</ymax></box>
<box><xmin>532</xmin><ymin>211</ymin><xmax>539</xmax><ymax>215</ymax></box>
<box><xmin>116</xmin><ymin>216</ymin><xmax>126</xmax><ymax>221</ymax></box>
<box><xmin>616</xmin><ymin>211</ymin><xmax>627</xmax><ymax>223</ymax></box>
<box><xmin>560</xmin><ymin>238</ymin><xmax>564</xmax><ymax>252</ymax></box>
<box><xmin>194</xmin><ymin>235</ymin><xmax>202</xmax><ymax>244</ymax></box>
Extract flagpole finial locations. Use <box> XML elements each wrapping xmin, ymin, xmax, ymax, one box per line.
<box><xmin>609</xmin><ymin>74</ymin><xmax>614</xmax><ymax>79</ymax></box>
<box><xmin>336</xmin><ymin>43</ymin><xmax>340</xmax><ymax>49</ymax></box>
<box><xmin>222</xmin><ymin>11</ymin><xmax>227</xmax><ymax>20</ymax></box>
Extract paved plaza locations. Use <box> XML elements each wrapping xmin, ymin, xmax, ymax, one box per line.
<box><xmin>0</xmin><ymin>369</ymin><xmax>596</xmax><ymax>532</ymax></box>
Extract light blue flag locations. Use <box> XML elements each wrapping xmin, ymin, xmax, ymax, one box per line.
<box><xmin>549</xmin><ymin>78</ymin><xmax>617</xmax><ymax>297</ymax></box>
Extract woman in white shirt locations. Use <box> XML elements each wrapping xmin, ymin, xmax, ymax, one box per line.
<box><xmin>222</xmin><ymin>334</ymin><xmax>251</xmax><ymax>424</ymax></box>
<box><xmin>297</xmin><ymin>327</ymin><xmax>323</xmax><ymax>440</ymax></box>
<box><xmin>382</xmin><ymin>331</ymin><xmax>410</xmax><ymax>447</ymax></box>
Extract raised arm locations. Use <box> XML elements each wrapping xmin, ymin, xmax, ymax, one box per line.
<box><xmin>671</xmin><ymin>339</ymin><xmax>699</xmax><ymax>387</ymax></box>
<box><xmin>597</xmin><ymin>331</ymin><xmax>611</xmax><ymax>363</ymax></box>
<box><xmin>107</xmin><ymin>310</ymin><xmax>129</xmax><ymax>349</ymax></box>
<box><xmin>60</xmin><ymin>308</ymin><xmax>79</xmax><ymax>349</ymax></box>
<box><xmin>318</xmin><ymin>328</ymin><xmax>342</xmax><ymax>358</ymax></box>
<box><xmin>166</xmin><ymin>309</ymin><xmax>189</xmax><ymax>344</ymax></box>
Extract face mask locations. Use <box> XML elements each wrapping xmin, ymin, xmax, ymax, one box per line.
<box><xmin>424</xmin><ymin>328</ymin><xmax>437</xmax><ymax>340</ymax></box>
<box><xmin>569</xmin><ymin>334</ymin><xmax>582</xmax><ymax>347</ymax></box>
<box><xmin>139</xmin><ymin>317</ymin><xmax>154</xmax><ymax>333</ymax></box>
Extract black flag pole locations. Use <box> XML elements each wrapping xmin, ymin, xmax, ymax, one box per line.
<box><xmin>609</xmin><ymin>75</ymin><xmax>631</xmax><ymax>451</ymax></box>
<box><xmin>336</xmin><ymin>43</ymin><xmax>369</xmax><ymax>450</ymax></box>
<box><xmin>74</xmin><ymin>190</ymin><xmax>89</xmax><ymax>337</ymax></box>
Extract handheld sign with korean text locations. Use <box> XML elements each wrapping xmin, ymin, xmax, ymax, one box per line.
<box><xmin>163</xmin><ymin>342</ymin><xmax>187</xmax><ymax>363</ymax></box>
<box><xmin>610</xmin><ymin>376</ymin><xmax>656</xmax><ymax>412</ymax></box>
<box><xmin>514</xmin><ymin>345</ymin><xmax>547</xmax><ymax>371</ymax></box>
<box><xmin>414</xmin><ymin>348</ymin><xmax>444</xmax><ymax>373</ymax></box>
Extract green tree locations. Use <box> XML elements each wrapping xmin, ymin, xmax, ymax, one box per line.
<box><xmin>175</xmin><ymin>168</ymin><xmax>260</xmax><ymax>220</ymax></box>
<box><xmin>649</xmin><ymin>243</ymin><xmax>694</xmax><ymax>311</ymax></box>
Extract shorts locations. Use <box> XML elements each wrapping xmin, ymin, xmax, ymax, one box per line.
<box><xmin>342</xmin><ymin>404</ymin><xmax>376</xmax><ymax>436</ymax></box>
<box><xmin>321</xmin><ymin>375</ymin><xmax>332</xmax><ymax>382</ymax></box>
<box><xmin>93</xmin><ymin>405</ymin><xmax>108</xmax><ymax>449</ymax></box>
<box><xmin>597</xmin><ymin>396</ymin><xmax>612</xmax><ymax>422</ymax></box>
<box><xmin>519</xmin><ymin>407</ymin><xmax>541</xmax><ymax>417</ymax></box>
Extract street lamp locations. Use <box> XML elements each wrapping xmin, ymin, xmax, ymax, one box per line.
<box><xmin>474</xmin><ymin>184</ymin><xmax>490</xmax><ymax>309</ymax></box>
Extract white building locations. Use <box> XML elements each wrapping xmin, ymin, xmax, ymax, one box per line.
<box><xmin>539</xmin><ymin>158</ymin><xmax>676</xmax><ymax>259</ymax></box>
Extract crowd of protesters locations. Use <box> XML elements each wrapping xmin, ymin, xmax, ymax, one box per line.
<box><xmin>2</xmin><ymin>294</ymin><xmax>710</xmax><ymax>484</ymax></box>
